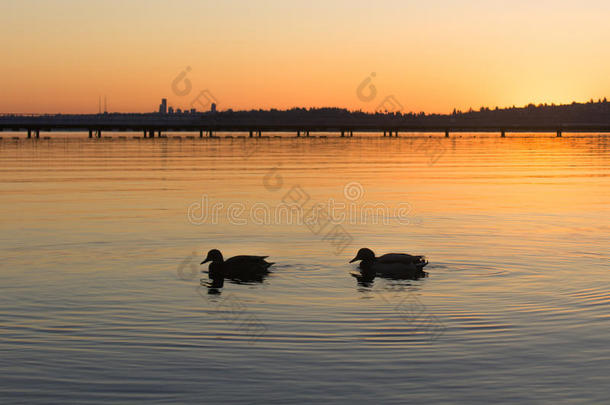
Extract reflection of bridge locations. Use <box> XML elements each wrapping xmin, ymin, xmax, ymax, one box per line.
<box><xmin>2</xmin><ymin>115</ymin><xmax>610</xmax><ymax>138</ymax></box>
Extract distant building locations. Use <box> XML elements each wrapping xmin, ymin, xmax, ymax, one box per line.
<box><xmin>168</xmin><ymin>106</ymin><xmax>174</xmax><ymax>114</ymax></box>
<box><xmin>190</xmin><ymin>108</ymin><xmax>197</xmax><ymax>114</ymax></box>
<box><xmin>176</xmin><ymin>108</ymin><xmax>182</xmax><ymax>114</ymax></box>
<box><xmin>159</xmin><ymin>98</ymin><xmax>167</xmax><ymax>114</ymax></box>
<box><xmin>211</xmin><ymin>103</ymin><xmax>217</xmax><ymax>113</ymax></box>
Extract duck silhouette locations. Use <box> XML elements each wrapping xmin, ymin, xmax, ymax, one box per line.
<box><xmin>349</xmin><ymin>248</ymin><xmax>427</xmax><ymax>279</ymax></box>
<box><xmin>201</xmin><ymin>249</ymin><xmax>274</xmax><ymax>283</ymax></box>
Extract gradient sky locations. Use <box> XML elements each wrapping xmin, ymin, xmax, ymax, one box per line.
<box><xmin>2</xmin><ymin>0</ymin><xmax>610</xmax><ymax>114</ymax></box>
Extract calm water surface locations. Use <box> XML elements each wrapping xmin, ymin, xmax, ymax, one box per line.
<box><xmin>1</xmin><ymin>133</ymin><xmax>609</xmax><ymax>403</ymax></box>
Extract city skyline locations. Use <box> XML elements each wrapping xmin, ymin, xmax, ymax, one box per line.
<box><xmin>2</xmin><ymin>1</ymin><xmax>610</xmax><ymax>114</ymax></box>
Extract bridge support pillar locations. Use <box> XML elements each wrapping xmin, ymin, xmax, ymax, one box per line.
<box><xmin>148</xmin><ymin>130</ymin><xmax>153</xmax><ymax>138</ymax></box>
<box><xmin>199</xmin><ymin>130</ymin><xmax>203</xmax><ymax>138</ymax></box>
<box><xmin>394</xmin><ymin>131</ymin><xmax>398</xmax><ymax>137</ymax></box>
<box><xmin>297</xmin><ymin>130</ymin><xmax>300</xmax><ymax>137</ymax></box>
<box><xmin>27</xmin><ymin>129</ymin><xmax>31</xmax><ymax>139</ymax></box>
<box><xmin>341</xmin><ymin>131</ymin><xmax>345</xmax><ymax>137</ymax></box>
<box><xmin>258</xmin><ymin>130</ymin><xmax>262</xmax><ymax>137</ymax></box>
<box><xmin>445</xmin><ymin>130</ymin><xmax>450</xmax><ymax>138</ymax></box>
<box><xmin>501</xmin><ymin>130</ymin><xmax>506</xmax><ymax>138</ymax></box>
<box><xmin>35</xmin><ymin>130</ymin><xmax>40</xmax><ymax>139</ymax></box>
<box><xmin>557</xmin><ymin>130</ymin><xmax>562</xmax><ymax>137</ymax></box>
<box><xmin>90</xmin><ymin>130</ymin><xmax>94</xmax><ymax>138</ymax></box>
<box><xmin>306</xmin><ymin>131</ymin><xmax>310</xmax><ymax>137</ymax></box>
<box><xmin>350</xmin><ymin>131</ymin><xmax>353</xmax><ymax>137</ymax></box>
<box><xmin>249</xmin><ymin>130</ymin><xmax>253</xmax><ymax>138</ymax></box>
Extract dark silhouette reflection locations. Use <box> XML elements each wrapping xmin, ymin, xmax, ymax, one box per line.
<box><xmin>201</xmin><ymin>277</ymin><xmax>225</xmax><ymax>295</ymax></box>
<box><xmin>201</xmin><ymin>271</ymin><xmax>271</xmax><ymax>294</ymax></box>
<box><xmin>350</xmin><ymin>269</ymin><xmax>376</xmax><ymax>287</ymax></box>
<box><xmin>351</xmin><ymin>268</ymin><xmax>428</xmax><ymax>287</ymax></box>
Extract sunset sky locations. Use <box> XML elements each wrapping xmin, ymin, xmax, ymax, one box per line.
<box><xmin>2</xmin><ymin>0</ymin><xmax>610</xmax><ymax>114</ymax></box>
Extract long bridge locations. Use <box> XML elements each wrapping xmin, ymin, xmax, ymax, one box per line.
<box><xmin>2</xmin><ymin>115</ymin><xmax>610</xmax><ymax>138</ymax></box>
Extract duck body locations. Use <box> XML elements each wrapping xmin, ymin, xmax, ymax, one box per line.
<box><xmin>202</xmin><ymin>249</ymin><xmax>274</xmax><ymax>280</ymax></box>
<box><xmin>375</xmin><ymin>253</ymin><xmax>427</xmax><ymax>266</ymax></box>
<box><xmin>220</xmin><ymin>255</ymin><xmax>274</xmax><ymax>275</ymax></box>
<box><xmin>359</xmin><ymin>260</ymin><xmax>424</xmax><ymax>278</ymax></box>
<box><xmin>350</xmin><ymin>248</ymin><xmax>427</xmax><ymax>279</ymax></box>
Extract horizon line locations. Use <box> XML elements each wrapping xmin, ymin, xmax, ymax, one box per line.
<box><xmin>2</xmin><ymin>96</ymin><xmax>609</xmax><ymax>116</ymax></box>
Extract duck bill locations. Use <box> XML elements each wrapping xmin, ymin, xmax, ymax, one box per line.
<box><xmin>201</xmin><ymin>259</ymin><xmax>211</xmax><ymax>264</ymax></box>
<box><xmin>349</xmin><ymin>257</ymin><xmax>359</xmax><ymax>263</ymax></box>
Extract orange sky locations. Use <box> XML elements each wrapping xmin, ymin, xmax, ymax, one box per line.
<box><xmin>2</xmin><ymin>0</ymin><xmax>610</xmax><ymax>114</ymax></box>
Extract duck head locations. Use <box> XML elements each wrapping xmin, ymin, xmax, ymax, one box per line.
<box><xmin>201</xmin><ymin>249</ymin><xmax>224</xmax><ymax>264</ymax></box>
<box><xmin>349</xmin><ymin>248</ymin><xmax>376</xmax><ymax>263</ymax></box>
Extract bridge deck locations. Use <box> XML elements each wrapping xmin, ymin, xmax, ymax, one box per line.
<box><xmin>2</xmin><ymin>117</ymin><xmax>610</xmax><ymax>138</ymax></box>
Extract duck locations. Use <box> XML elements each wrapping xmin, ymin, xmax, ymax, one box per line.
<box><xmin>201</xmin><ymin>249</ymin><xmax>274</xmax><ymax>280</ymax></box>
<box><xmin>349</xmin><ymin>247</ymin><xmax>428</xmax><ymax>278</ymax></box>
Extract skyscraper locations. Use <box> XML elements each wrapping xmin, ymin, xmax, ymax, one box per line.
<box><xmin>159</xmin><ymin>98</ymin><xmax>167</xmax><ymax>114</ymax></box>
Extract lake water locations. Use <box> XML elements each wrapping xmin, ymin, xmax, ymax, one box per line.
<box><xmin>1</xmin><ymin>133</ymin><xmax>609</xmax><ymax>404</ymax></box>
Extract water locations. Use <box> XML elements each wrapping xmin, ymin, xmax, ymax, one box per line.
<box><xmin>1</xmin><ymin>133</ymin><xmax>609</xmax><ymax>404</ymax></box>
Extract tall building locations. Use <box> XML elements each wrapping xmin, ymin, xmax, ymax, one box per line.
<box><xmin>159</xmin><ymin>98</ymin><xmax>167</xmax><ymax>114</ymax></box>
<box><xmin>211</xmin><ymin>103</ymin><xmax>217</xmax><ymax>113</ymax></box>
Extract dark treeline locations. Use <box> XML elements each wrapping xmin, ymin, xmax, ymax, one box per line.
<box><xmin>202</xmin><ymin>98</ymin><xmax>610</xmax><ymax>127</ymax></box>
<box><xmin>3</xmin><ymin>99</ymin><xmax>610</xmax><ymax>127</ymax></box>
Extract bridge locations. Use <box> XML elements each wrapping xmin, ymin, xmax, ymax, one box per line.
<box><xmin>2</xmin><ymin>114</ymin><xmax>610</xmax><ymax>138</ymax></box>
